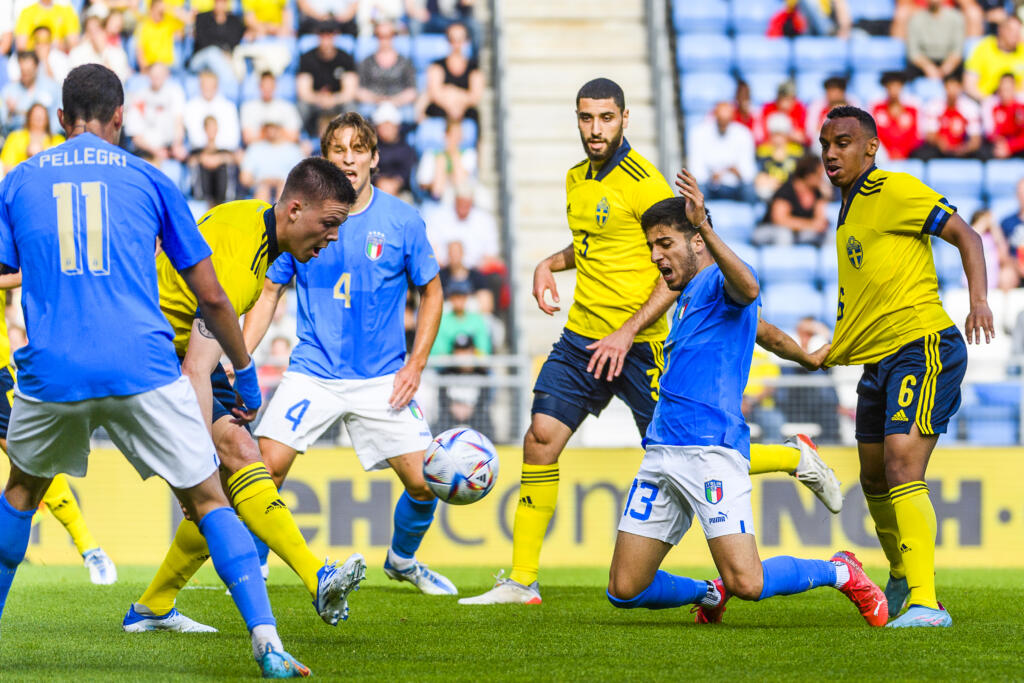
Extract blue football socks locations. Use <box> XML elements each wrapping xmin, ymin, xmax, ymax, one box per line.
<box><xmin>607</xmin><ymin>570</ymin><xmax>709</xmax><ymax>609</ymax></box>
<box><xmin>390</xmin><ymin>491</ymin><xmax>437</xmax><ymax>559</ymax></box>
<box><xmin>0</xmin><ymin>493</ymin><xmax>35</xmax><ymax>620</ymax></box>
<box><xmin>199</xmin><ymin>506</ymin><xmax>275</xmax><ymax>630</ymax></box>
<box><xmin>758</xmin><ymin>556</ymin><xmax>837</xmax><ymax>600</ymax></box>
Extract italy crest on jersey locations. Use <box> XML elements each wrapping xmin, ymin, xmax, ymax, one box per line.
<box><xmin>365</xmin><ymin>231</ymin><xmax>385</xmax><ymax>261</ymax></box>
<box><xmin>705</xmin><ymin>479</ymin><xmax>723</xmax><ymax>504</ymax></box>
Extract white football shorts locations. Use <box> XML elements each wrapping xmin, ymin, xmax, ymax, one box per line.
<box><xmin>7</xmin><ymin>375</ymin><xmax>219</xmax><ymax>490</ymax></box>
<box><xmin>618</xmin><ymin>444</ymin><xmax>754</xmax><ymax>544</ymax></box>
<box><xmin>254</xmin><ymin>371</ymin><xmax>433</xmax><ymax>470</ymax></box>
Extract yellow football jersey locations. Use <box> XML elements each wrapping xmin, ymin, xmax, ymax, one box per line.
<box><xmin>825</xmin><ymin>167</ymin><xmax>955</xmax><ymax>367</ymax></box>
<box><xmin>157</xmin><ymin>199</ymin><xmax>277</xmax><ymax>355</ymax></box>
<box><xmin>564</xmin><ymin>141</ymin><xmax>672</xmax><ymax>342</ymax></box>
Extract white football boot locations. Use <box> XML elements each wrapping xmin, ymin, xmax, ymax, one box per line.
<box><xmin>789</xmin><ymin>434</ymin><xmax>843</xmax><ymax>513</ymax></box>
<box><xmin>457</xmin><ymin>570</ymin><xmax>542</xmax><ymax>605</ymax></box>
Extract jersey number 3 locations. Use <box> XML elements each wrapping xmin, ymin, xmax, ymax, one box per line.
<box><xmin>53</xmin><ymin>181</ymin><xmax>109</xmax><ymax>276</ymax></box>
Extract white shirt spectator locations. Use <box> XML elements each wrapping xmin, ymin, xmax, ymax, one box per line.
<box><xmin>240</xmin><ymin>97</ymin><xmax>301</xmax><ymax>142</ymax></box>
<box><xmin>185</xmin><ymin>91</ymin><xmax>241</xmax><ymax>151</ymax></box>
<box><xmin>68</xmin><ymin>17</ymin><xmax>131</xmax><ymax>82</ymax></box>
<box><xmin>125</xmin><ymin>77</ymin><xmax>186</xmax><ymax>149</ymax></box>
<box><xmin>688</xmin><ymin>116</ymin><xmax>755</xmax><ymax>189</ymax></box>
<box><xmin>242</xmin><ymin>139</ymin><xmax>304</xmax><ymax>183</ymax></box>
<box><xmin>423</xmin><ymin>195</ymin><xmax>499</xmax><ymax>269</ymax></box>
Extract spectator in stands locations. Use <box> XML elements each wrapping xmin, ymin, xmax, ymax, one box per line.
<box><xmin>418</xmin><ymin>0</ymin><xmax>476</xmax><ymax>36</ymax></box>
<box><xmin>243</xmin><ymin>0</ymin><xmax>293</xmax><ymax>38</ymax></box>
<box><xmin>755</xmin><ymin>154</ymin><xmax>829</xmax><ymax>246</ymax></box>
<box><xmin>0</xmin><ymin>101</ymin><xmax>63</xmax><ymax>174</ymax></box>
<box><xmin>743</xmin><ymin>349</ymin><xmax>786</xmax><ymax>443</ymax></box>
<box><xmin>135</xmin><ymin>0</ymin><xmax>179</xmax><ymax>70</ymax></box>
<box><xmin>732</xmin><ymin>78</ymin><xmax>757</xmax><ymax>131</ymax></box>
<box><xmin>872</xmin><ymin>71</ymin><xmax>923</xmax><ymax>159</ymax></box>
<box><xmin>893</xmin><ymin>0</ymin><xmax>982</xmax><ymax>39</ymax></box>
<box><xmin>1</xmin><ymin>51</ymin><xmax>59</xmax><ymax>135</ymax></box>
<box><xmin>1000</xmin><ymin>177</ymin><xmax>1024</xmax><ymax>279</ymax></box>
<box><xmin>297</xmin><ymin>0</ymin><xmax>358</xmax><ymax>36</ymax></box>
<box><xmin>28</xmin><ymin>25</ymin><xmax>69</xmax><ymax>84</ymax></box>
<box><xmin>688</xmin><ymin>100</ymin><xmax>756</xmax><ymax>202</ymax></box>
<box><xmin>297</xmin><ymin>19</ymin><xmax>358</xmax><ymax>137</ymax></box>
<box><xmin>188</xmin><ymin>115</ymin><xmax>237</xmax><ymax>207</ymax></box>
<box><xmin>372</xmin><ymin>102</ymin><xmax>417</xmax><ymax>197</ymax></box>
<box><xmin>241</xmin><ymin>70</ymin><xmax>302</xmax><ymax>146</ymax></box>
<box><xmin>356</xmin><ymin>0</ymin><xmax>427</xmax><ymax>37</ymax></box>
<box><xmin>424</xmin><ymin>181</ymin><xmax>500</xmax><ymax>270</ymax></box>
<box><xmin>967</xmin><ymin>208</ymin><xmax>1020</xmax><ymax>290</ymax></box>
<box><xmin>240</xmin><ymin>118</ymin><xmax>304</xmax><ymax>202</ymax></box>
<box><xmin>778</xmin><ymin>317</ymin><xmax>840</xmax><ymax>442</ymax></box>
<box><xmin>906</xmin><ymin>0</ymin><xmax>965</xmax><ymax>81</ymax></box>
<box><xmin>125</xmin><ymin>62</ymin><xmax>188</xmax><ymax>167</ymax></box>
<box><xmin>965</xmin><ymin>15</ymin><xmax>1024</xmax><ymax>100</ymax></box>
<box><xmin>184</xmin><ymin>70</ymin><xmax>241</xmax><ymax>154</ymax></box>
<box><xmin>440</xmin><ymin>240</ymin><xmax>492</xmax><ymax>313</ymax></box>
<box><xmin>69</xmin><ymin>13</ymin><xmax>131</xmax><ymax>82</ymax></box>
<box><xmin>758</xmin><ymin>79</ymin><xmax>807</xmax><ymax>146</ymax></box>
<box><xmin>983</xmin><ymin>72</ymin><xmax>1024</xmax><ymax>158</ymax></box>
<box><xmin>190</xmin><ymin>0</ymin><xmax>245</xmax><ymax>87</ymax></box>
<box><xmin>432</xmin><ymin>280</ymin><xmax>491</xmax><ymax>355</ymax></box>
<box><xmin>356</xmin><ymin>19</ymin><xmax>418</xmax><ymax>114</ymax></box>
<box><xmin>806</xmin><ymin>76</ymin><xmax>856</xmax><ymax>144</ymax></box>
<box><xmin>423</xmin><ymin>21</ymin><xmax>482</xmax><ymax>125</ymax></box>
<box><xmin>767</xmin><ymin>0</ymin><xmax>807</xmax><ymax>37</ymax></box>
<box><xmin>257</xmin><ymin>335</ymin><xmax>292</xmax><ymax>393</ymax></box>
<box><xmin>435</xmin><ymin>332</ymin><xmax>494</xmax><ymax>437</ymax></box>
<box><xmin>416</xmin><ymin>117</ymin><xmax>477</xmax><ymax>200</ymax></box>
<box><xmin>754</xmin><ymin>112</ymin><xmax>804</xmax><ymax>200</ymax></box>
<box><xmin>104</xmin><ymin>11</ymin><xmax>127</xmax><ymax>50</ymax></box>
<box><xmin>14</xmin><ymin>0</ymin><xmax>80</xmax><ymax>52</ymax></box>
<box><xmin>915</xmin><ymin>72</ymin><xmax>987</xmax><ymax>159</ymax></box>
<box><xmin>797</xmin><ymin>0</ymin><xmax>851</xmax><ymax>37</ymax></box>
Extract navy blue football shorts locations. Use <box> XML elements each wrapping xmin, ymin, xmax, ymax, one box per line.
<box><xmin>855</xmin><ymin>325</ymin><xmax>967</xmax><ymax>443</ymax></box>
<box><xmin>0</xmin><ymin>365</ymin><xmax>14</xmax><ymax>439</ymax></box>
<box><xmin>532</xmin><ymin>328</ymin><xmax>665</xmax><ymax>436</ymax></box>
<box><xmin>176</xmin><ymin>357</ymin><xmax>248</xmax><ymax>429</ymax></box>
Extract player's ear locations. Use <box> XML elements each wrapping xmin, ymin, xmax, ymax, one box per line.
<box><xmin>621</xmin><ymin>107</ymin><xmax>629</xmax><ymax>130</ymax></box>
<box><xmin>56</xmin><ymin>108</ymin><xmax>66</xmax><ymax>134</ymax></box>
<box><xmin>866</xmin><ymin>136</ymin><xmax>880</xmax><ymax>156</ymax></box>
<box><xmin>286</xmin><ymin>197</ymin><xmax>303</xmax><ymax>223</ymax></box>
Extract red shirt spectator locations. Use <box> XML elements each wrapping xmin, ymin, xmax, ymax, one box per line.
<box><xmin>733</xmin><ymin>79</ymin><xmax>757</xmax><ymax>131</ymax></box>
<box><xmin>806</xmin><ymin>76</ymin><xmax>859</xmax><ymax>142</ymax></box>
<box><xmin>758</xmin><ymin>80</ymin><xmax>807</xmax><ymax>145</ymax></box>
<box><xmin>872</xmin><ymin>71</ymin><xmax>922</xmax><ymax>159</ymax></box>
<box><xmin>923</xmin><ymin>75</ymin><xmax>983</xmax><ymax>156</ymax></box>
<box><xmin>767</xmin><ymin>4</ymin><xmax>807</xmax><ymax>37</ymax></box>
<box><xmin>984</xmin><ymin>72</ymin><xmax>1024</xmax><ymax>157</ymax></box>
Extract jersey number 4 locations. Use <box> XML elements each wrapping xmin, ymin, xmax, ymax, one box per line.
<box><xmin>333</xmin><ymin>272</ymin><xmax>352</xmax><ymax>308</ymax></box>
<box><xmin>53</xmin><ymin>181</ymin><xmax>109</xmax><ymax>276</ymax></box>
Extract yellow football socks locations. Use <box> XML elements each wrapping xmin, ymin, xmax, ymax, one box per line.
<box><xmin>42</xmin><ymin>474</ymin><xmax>98</xmax><ymax>555</ymax></box>
<box><xmin>138</xmin><ymin>519</ymin><xmax>210</xmax><ymax>615</ymax></box>
<box><xmin>227</xmin><ymin>462</ymin><xmax>320</xmax><ymax>596</ymax></box>
<box><xmin>890</xmin><ymin>481</ymin><xmax>938</xmax><ymax>610</ymax></box>
<box><xmin>748</xmin><ymin>444</ymin><xmax>801</xmax><ymax>475</ymax></box>
<box><xmin>864</xmin><ymin>491</ymin><xmax>905</xmax><ymax>579</ymax></box>
<box><xmin>509</xmin><ymin>463</ymin><xmax>559</xmax><ymax>586</ymax></box>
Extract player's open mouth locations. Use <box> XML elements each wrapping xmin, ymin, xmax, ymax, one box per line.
<box><xmin>825</xmin><ymin>165</ymin><xmax>841</xmax><ymax>177</ymax></box>
<box><xmin>659</xmin><ymin>266</ymin><xmax>672</xmax><ymax>278</ymax></box>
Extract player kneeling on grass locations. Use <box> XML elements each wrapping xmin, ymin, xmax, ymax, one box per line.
<box><xmin>605</xmin><ymin>172</ymin><xmax>887</xmax><ymax>627</ymax></box>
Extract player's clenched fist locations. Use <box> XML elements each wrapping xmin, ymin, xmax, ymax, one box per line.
<box><xmin>533</xmin><ymin>260</ymin><xmax>561</xmax><ymax>315</ymax></box>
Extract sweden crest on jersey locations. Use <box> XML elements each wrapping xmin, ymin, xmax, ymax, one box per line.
<box><xmin>365</xmin><ymin>231</ymin><xmax>385</xmax><ymax>261</ymax></box>
<box><xmin>846</xmin><ymin>236</ymin><xmax>864</xmax><ymax>269</ymax></box>
<box><xmin>705</xmin><ymin>479</ymin><xmax>723</xmax><ymax>504</ymax></box>
<box><xmin>595</xmin><ymin>197</ymin><xmax>610</xmax><ymax>227</ymax></box>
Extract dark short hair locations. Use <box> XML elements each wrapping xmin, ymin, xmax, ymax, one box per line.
<box><xmin>576</xmin><ymin>78</ymin><xmax>625</xmax><ymax>112</ymax></box>
<box><xmin>280</xmin><ymin>157</ymin><xmax>357</xmax><ymax>207</ymax></box>
<box><xmin>826</xmin><ymin>105</ymin><xmax>877</xmax><ymax>137</ymax></box>
<box><xmin>641</xmin><ymin>197</ymin><xmax>695</xmax><ymax>236</ymax></box>
<box><xmin>823</xmin><ymin>76</ymin><xmax>847</xmax><ymax>90</ymax></box>
<box><xmin>880</xmin><ymin>70</ymin><xmax>908</xmax><ymax>86</ymax></box>
<box><xmin>793</xmin><ymin>154</ymin><xmax>822</xmax><ymax>180</ymax></box>
<box><xmin>320</xmin><ymin>111</ymin><xmax>378</xmax><ymax>158</ymax></box>
<box><xmin>16</xmin><ymin>50</ymin><xmax>37</xmax><ymax>64</ymax></box>
<box><xmin>61</xmin><ymin>64</ymin><xmax>124</xmax><ymax>125</ymax></box>
<box><xmin>943</xmin><ymin>71</ymin><xmax>962</xmax><ymax>84</ymax></box>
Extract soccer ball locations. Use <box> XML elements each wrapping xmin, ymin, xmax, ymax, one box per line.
<box><xmin>423</xmin><ymin>428</ymin><xmax>499</xmax><ymax>505</ymax></box>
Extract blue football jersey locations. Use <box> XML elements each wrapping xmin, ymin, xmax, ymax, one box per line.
<box><xmin>267</xmin><ymin>188</ymin><xmax>439</xmax><ymax>380</ymax></box>
<box><xmin>0</xmin><ymin>133</ymin><xmax>212</xmax><ymax>402</ymax></box>
<box><xmin>644</xmin><ymin>263</ymin><xmax>760</xmax><ymax>458</ymax></box>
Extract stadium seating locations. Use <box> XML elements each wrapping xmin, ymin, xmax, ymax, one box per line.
<box><xmin>848</xmin><ymin>36</ymin><xmax>905</xmax><ymax>72</ymax></box>
<box><xmin>706</xmin><ymin>200</ymin><xmax>756</xmax><ymax>243</ymax></box>
<box><xmin>748</xmin><ymin>71</ymin><xmax>791</xmax><ymax>106</ymax></box>
<box><xmin>673</xmin><ymin>1</ymin><xmax>729</xmax><ymax>35</ymax></box>
<box><xmin>758</xmin><ymin>245</ymin><xmax>820</xmax><ymax>286</ymax></box>
<box><xmin>793</xmin><ymin>37</ymin><xmax>848</xmax><ymax>74</ymax></box>
<box><xmin>728</xmin><ymin>0</ymin><xmax>775</xmax><ymax>35</ymax></box>
<box><xmin>926</xmin><ymin>159</ymin><xmax>985</xmax><ymax>199</ymax></box>
<box><xmin>762</xmin><ymin>283</ymin><xmax>825</xmax><ymax>330</ymax></box>
<box><xmin>681</xmin><ymin>72</ymin><xmax>734</xmax><ymax>116</ymax></box>
<box><xmin>849</xmin><ymin>70</ymin><xmax>884</xmax><ymax>106</ymax></box>
<box><xmin>882</xmin><ymin>159</ymin><xmax>925</xmax><ymax>179</ymax></box>
<box><xmin>848</xmin><ymin>0</ymin><xmax>897</xmax><ymax>23</ymax></box>
<box><xmin>984</xmin><ymin>160</ymin><xmax>1024</xmax><ymax>199</ymax></box>
<box><xmin>932</xmin><ymin>238</ymin><xmax>965</xmax><ymax>288</ymax></box>
<box><xmin>677</xmin><ymin>34</ymin><xmax>733</xmax><ymax>73</ymax></box>
<box><xmin>734</xmin><ymin>37</ymin><xmax>791</xmax><ymax>74</ymax></box>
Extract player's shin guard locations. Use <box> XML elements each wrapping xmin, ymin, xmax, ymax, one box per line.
<box><xmin>865</xmin><ymin>491</ymin><xmax>906</xmax><ymax>580</ymax></box>
<box><xmin>138</xmin><ymin>519</ymin><xmax>211</xmax><ymax>615</ymax></box>
<box><xmin>42</xmin><ymin>474</ymin><xmax>98</xmax><ymax>555</ymax></box>
<box><xmin>228</xmin><ymin>463</ymin><xmax>320</xmax><ymax>596</ymax></box>
<box><xmin>890</xmin><ymin>481</ymin><xmax>938</xmax><ymax>610</ymax></box>
<box><xmin>390</xmin><ymin>491</ymin><xmax>437</xmax><ymax>559</ymax></box>
<box><xmin>758</xmin><ymin>556</ymin><xmax>837</xmax><ymax>600</ymax></box>
<box><xmin>0</xmin><ymin>494</ymin><xmax>34</xmax><ymax>619</ymax></box>
<box><xmin>748</xmin><ymin>444</ymin><xmax>800</xmax><ymax>475</ymax></box>
<box><xmin>199</xmin><ymin>506</ymin><xmax>276</xmax><ymax>631</ymax></box>
<box><xmin>510</xmin><ymin>463</ymin><xmax>558</xmax><ymax>586</ymax></box>
<box><xmin>606</xmin><ymin>570</ymin><xmax>708</xmax><ymax>609</ymax></box>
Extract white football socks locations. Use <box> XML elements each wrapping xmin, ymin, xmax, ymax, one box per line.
<box><xmin>832</xmin><ymin>561</ymin><xmax>850</xmax><ymax>589</ymax></box>
<box><xmin>251</xmin><ymin>624</ymin><xmax>284</xmax><ymax>661</ymax></box>
<box><xmin>700</xmin><ymin>580</ymin><xmax>722</xmax><ymax>607</ymax></box>
<box><xmin>387</xmin><ymin>547</ymin><xmax>415</xmax><ymax>572</ymax></box>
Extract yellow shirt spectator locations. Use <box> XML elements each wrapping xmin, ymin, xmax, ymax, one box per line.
<box><xmin>965</xmin><ymin>35</ymin><xmax>1024</xmax><ymax>97</ymax></box>
<box><xmin>243</xmin><ymin>0</ymin><xmax>286</xmax><ymax>26</ymax></box>
<box><xmin>136</xmin><ymin>15</ymin><xmax>178</xmax><ymax>68</ymax></box>
<box><xmin>0</xmin><ymin>130</ymin><xmax>64</xmax><ymax>172</ymax></box>
<box><xmin>15</xmin><ymin>1</ymin><xmax>81</xmax><ymax>49</ymax></box>
<box><xmin>745</xmin><ymin>348</ymin><xmax>781</xmax><ymax>410</ymax></box>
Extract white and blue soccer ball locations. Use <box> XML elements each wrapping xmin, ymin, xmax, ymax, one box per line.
<box><xmin>423</xmin><ymin>428</ymin><xmax>499</xmax><ymax>505</ymax></box>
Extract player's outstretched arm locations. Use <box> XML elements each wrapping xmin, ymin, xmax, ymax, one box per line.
<box><xmin>940</xmin><ymin>213</ymin><xmax>995</xmax><ymax>344</ymax></box>
<box><xmin>242</xmin><ymin>278</ymin><xmax>286</xmax><ymax>354</ymax></box>
<box><xmin>391</xmin><ymin>274</ymin><xmax>443</xmax><ymax>409</ymax></box>
<box><xmin>533</xmin><ymin>244</ymin><xmax>575</xmax><ymax>315</ymax></box>
<box><xmin>756</xmin><ymin>319</ymin><xmax>831</xmax><ymax>371</ymax></box>
<box><xmin>676</xmin><ymin>168</ymin><xmax>759</xmax><ymax>305</ymax></box>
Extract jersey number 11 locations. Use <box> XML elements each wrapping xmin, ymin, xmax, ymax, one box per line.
<box><xmin>53</xmin><ymin>181</ymin><xmax>110</xmax><ymax>276</ymax></box>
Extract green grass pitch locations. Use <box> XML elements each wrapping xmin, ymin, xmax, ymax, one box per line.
<box><xmin>1</xmin><ymin>564</ymin><xmax>1022</xmax><ymax>681</ymax></box>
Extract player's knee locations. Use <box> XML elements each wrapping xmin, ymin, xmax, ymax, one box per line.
<box><xmin>405</xmin><ymin>481</ymin><xmax>434</xmax><ymax>501</ymax></box>
<box><xmin>606</xmin><ymin>570</ymin><xmax>644</xmax><ymax>604</ymax></box>
<box><xmin>722</xmin><ymin>572</ymin><xmax>762</xmax><ymax>602</ymax></box>
<box><xmin>523</xmin><ymin>425</ymin><xmax>560</xmax><ymax>465</ymax></box>
<box><xmin>214</xmin><ymin>427</ymin><xmax>260</xmax><ymax>470</ymax></box>
<box><xmin>859</xmin><ymin>470</ymin><xmax>889</xmax><ymax>495</ymax></box>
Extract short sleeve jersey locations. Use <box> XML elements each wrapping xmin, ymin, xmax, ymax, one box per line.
<box><xmin>825</xmin><ymin>167</ymin><xmax>955</xmax><ymax>367</ymax></box>
<box><xmin>299</xmin><ymin>48</ymin><xmax>357</xmax><ymax>93</ymax></box>
<box><xmin>565</xmin><ymin>140</ymin><xmax>672</xmax><ymax>342</ymax></box>
<box><xmin>267</xmin><ymin>188</ymin><xmax>438</xmax><ymax>380</ymax></box>
<box><xmin>157</xmin><ymin>199</ymin><xmax>277</xmax><ymax>355</ymax></box>
<box><xmin>0</xmin><ymin>133</ymin><xmax>211</xmax><ymax>401</ymax></box>
<box><xmin>644</xmin><ymin>263</ymin><xmax>760</xmax><ymax>459</ymax></box>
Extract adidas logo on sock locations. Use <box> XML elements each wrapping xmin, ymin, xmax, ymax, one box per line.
<box><xmin>900</xmin><ymin>542</ymin><xmax>910</xmax><ymax>554</ymax></box>
<box><xmin>891</xmin><ymin>409</ymin><xmax>909</xmax><ymax>423</ymax></box>
<box><xmin>265</xmin><ymin>499</ymin><xmax>287</xmax><ymax>513</ymax></box>
<box><xmin>519</xmin><ymin>496</ymin><xmax>534</xmax><ymax>506</ymax></box>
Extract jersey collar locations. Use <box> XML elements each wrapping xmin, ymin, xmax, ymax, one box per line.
<box><xmin>586</xmin><ymin>138</ymin><xmax>632</xmax><ymax>182</ymax></box>
<box><xmin>263</xmin><ymin>206</ymin><xmax>280</xmax><ymax>264</ymax></box>
<box><xmin>838</xmin><ymin>164</ymin><xmax>877</xmax><ymax>227</ymax></box>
